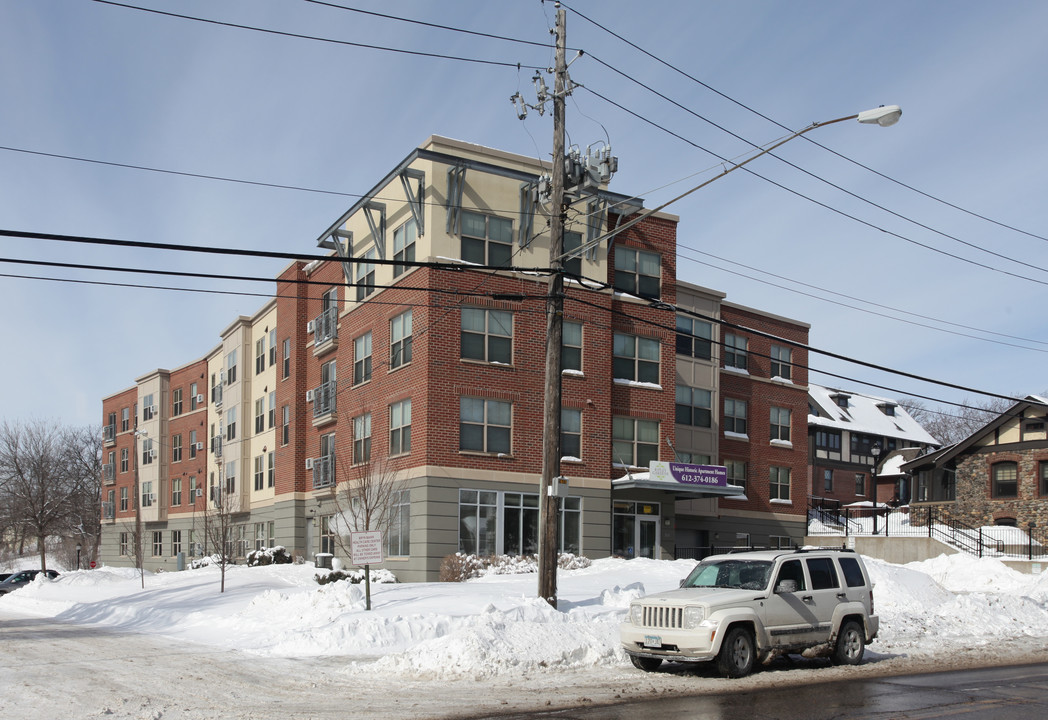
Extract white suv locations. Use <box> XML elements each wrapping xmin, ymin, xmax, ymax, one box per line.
<box><xmin>620</xmin><ymin>548</ymin><xmax>878</xmax><ymax>678</ymax></box>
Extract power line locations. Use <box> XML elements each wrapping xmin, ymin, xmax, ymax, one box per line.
<box><xmin>561</xmin><ymin>0</ymin><xmax>1048</xmax><ymax>246</ymax></box>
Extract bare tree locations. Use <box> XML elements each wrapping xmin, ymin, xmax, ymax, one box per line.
<box><xmin>62</xmin><ymin>424</ymin><xmax>102</xmax><ymax>567</ymax></box>
<box><xmin>0</xmin><ymin>420</ymin><xmax>89</xmax><ymax>571</ymax></box>
<box><xmin>203</xmin><ymin>474</ymin><xmax>238</xmax><ymax>593</ymax></box>
<box><xmin>329</xmin><ymin>452</ymin><xmax>401</xmax><ymax>562</ymax></box>
<box><xmin>120</xmin><ymin>515</ymin><xmax>146</xmax><ymax>588</ymax></box>
<box><xmin>901</xmin><ymin>395</ymin><xmax>1022</xmax><ymax>447</ymax></box>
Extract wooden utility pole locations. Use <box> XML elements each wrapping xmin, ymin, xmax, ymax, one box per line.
<box><xmin>538</xmin><ymin>3</ymin><xmax>567</xmax><ymax>608</ymax></box>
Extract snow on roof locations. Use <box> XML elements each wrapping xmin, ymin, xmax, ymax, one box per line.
<box><xmin>808</xmin><ymin>384</ymin><xmax>939</xmax><ymax>446</ymax></box>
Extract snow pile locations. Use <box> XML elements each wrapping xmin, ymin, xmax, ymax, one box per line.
<box><xmin>2</xmin><ymin>554</ymin><xmax>1046</xmax><ymax>677</ymax></box>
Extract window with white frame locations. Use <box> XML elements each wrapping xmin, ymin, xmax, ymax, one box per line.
<box><xmin>269</xmin><ymin>328</ymin><xmax>277</xmax><ymax>367</ymax></box>
<box><xmin>142</xmin><ymin>393</ymin><xmax>154</xmax><ymax>421</ymax></box>
<box><xmin>268</xmin><ymin>391</ymin><xmax>276</xmax><ymax>429</ymax></box>
<box><xmin>770</xmin><ymin>344</ymin><xmax>792</xmax><ymax>380</ymax></box>
<box><xmin>120</xmin><ymin>486</ymin><xmax>128</xmax><ymax>512</ymax></box>
<box><xmin>354</xmin><ymin>413</ymin><xmax>372</xmax><ymax>464</ymax></box>
<box><xmin>152</xmin><ymin>531</ymin><xmax>162</xmax><ymax>557</ymax></box>
<box><xmin>770</xmin><ymin>407</ymin><xmax>792</xmax><ymax>442</ymax></box>
<box><xmin>119</xmin><ymin>531</ymin><xmax>129</xmax><ymax>556</ymax></box>
<box><xmin>142</xmin><ymin>438</ymin><xmax>154</xmax><ymax>466</ymax></box>
<box><xmin>255</xmin><ymin>398</ymin><xmax>265</xmax><ymax>434</ymax></box>
<box><xmin>855</xmin><ymin>473</ymin><xmax>866</xmax><ymax>496</ymax></box>
<box><xmin>824</xmin><ymin>469</ymin><xmax>833</xmax><ymax>492</ymax></box>
<box><xmin>390</xmin><ymin>309</ymin><xmax>413</xmax><ymax>369</ymax></box>
<box><xmin>723</xmin><ymin>333</ymin><xmax>747</xmax><ymax>370</ymax></box>
<box><xmin>613</xmin><ymin>333</ymin><xmax>660</xmax><ymax>383</ymax></box>
<box><xmin>226</xmin><ymin>406</ymin><xmax>237</xmax><ymax>441</ymax></box>
<box><xmin>461</xmin><ymin>211</ymin><xmax>512</xmax><ymax>267</ymax></box>
<box><xmin>676</xmin><ymin>315</ymin><xmax>712</xmax><ymax>360</ymax></box>
<box><xmin>458</xmin><ymin>489</ymin><xmax>497</xmax><ymax>555</ymax></box>
<box><xmin>725</xmin><ymin>459</ymin><xmax>747</xmax><ymax>492</ymax></box>
<box><xmin>255</xmin><ymin>337</ymin><xmax>266</xmax><ymax>375</ymax></box>
<box><xmin>354</xmin><ymin>332</ymin><xmax>373</xmax><ymax>385</ymax></box>
<box><xmin>225</xmin><ymin>460</ymin><xmax>236</xmax><ymax>494</ymax></box>
<box><xmin>563</xmin><ymin>230</ymin><xmax>582</xmax><ymax>277</ymax></box>
<box><xmin>770</xmin><ymin>466</ymin><xmax>791</xmax><ymax>501</ymax></box>
<box><xmin>226</xmin><ymin>349</ymin><xmax>237</xmax><ymax>386</ymax></box>
<box><xmin>612</xmin><ymin>417</ymin><xmax>659</xmax><ymax>468</ymax></box>
<box><xmin>282</xmin><ymin>338</ymin><xmax>291</xmax><ymax>379</ymax></box>
<box><xmin>320</xmin><ymin>515</ymin><xmax>337</xmax><ymax>555</ymax></box>
<box><xmin>120</xmin><ymin>447</ymin><xmax>129</xmax><ymax>473</ymax></box>
<box><xmin>614</xmin><ymin>247</ymin><xmax>660</xmax><ymax>298</ymax></box>
<box><xmin>172</xmin><ymin>388</ymin><xmax>183</xmax><ymax>416</ymax></box>
<box><xmin>190</xmin><ymin>382</ymin><xmax>199</xmax><ymax>411</ymax></box>
<box><xmin>461</xmin><ymin>308</ymin><xmax>512</xmax><ymax>364</ymax></box>
<box><xmin>460</xmin><ymin>397</ymin><xmax>511</xmax><ymax>454</ymax></box>
<box><xmin>387</xmin><ymin>489</ymin><xmax>411</xmax><ymax>557</ymax></box>
<box><xmin>355</xmin><ymin>246</ymin><xmax>376</xmax><ymax>301</ymax></box>
<box><xmin>254</xmin><ymin>455</ymin><xmax>264</xmax><ymax>491</ymax></box>
<box><xmin>390</xmin><ymin>399</ymin><xmax>411</xmax><ymax>455</ymax></box>
<box><xmin>282</xmin><ymin>404</ymin><xmax>290</xmax><ymax>446</ymax></box>
<box><xmin>675</xmin><ymin>386</ymin><xmax>712</xmax><ymax>427</ymax></box>
<box><xmin>169</xmin><ymin>477</ymin><xmax>180</xmax><ymax>507</ymax></box>
<box><xmin>141</xmin><ymin>481</ymin><xmax>153</xmax><ymax>507</ymax></box>
<box><xmin>393</xmin><ymin>218</ymin><xmax>417</xmax><ymax>278</ymax></box>
<box><xmin>267</xmin><ymin>451</ymin><xmax>275</xmax><ymax>488</ymax></box>
<box><xmin>723</xmin><ymin>398</ymin><xmax>748</xmax><ymax>435</ymax></box>
<box><xmin>992</xmin><ymin>462</ymin><xmax>1018</xmax><ymax>498</ymax></box>
<box><xmin>562</xmin><ymin>321</ymin><xmax>582</xmax><ymax>372</ymax></box>
<box><xmin>562</xmin><ymin>407</ymin><xmax>582</xmax><ymax>460</ymax></box>
<box><xmin>121</xmin><ymin>407</ymin><xmax>129</xmax><ymax>432</ymax></box>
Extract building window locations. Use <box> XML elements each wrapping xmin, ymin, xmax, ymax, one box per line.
<box><xmin>172</xmin><ymin>388</ymin><xmax>183</xmax><ymax>416</ymax></box>
<box><xmin>189</xmin><ymin>476</ymin><xmax>197</xmax><ymax>504</ymax></box>
<box><xmin>461</xmin><ymin>308</ymin><xmax>512</xmax><ymax>364</ymax></box>
<box><xmin>461</xmin><ymin>210</ymin><xmax>512</xmax><ymax>267</ymax></box>
<box><xmin>725</xmin><ymin>459</ymin><xmax>747</xmax><ymax>492</ymax></box>
<box><xmin>268</xmin><ymin>391</ymin><xmax>276</xmax><ymax>429</ymax></box>
<box><xmin>393</xmin><ymin>218</ymin><xmax>417</xmax><ymax>278</ymax></box>
<box><xmin>678</xmin><ymin>451</ymin><xmax>710</xmax><ymax>465</ymax></box>
<box><xmin>390</xmin><ymin>309</ymin><xmax>413</xmax><ymax>369</ymax></box>
<box><xmin>356</xmin><ymin>246</ymin><xmax>377</xmax><ymax>301</ymax></box>
<box><xmin>503</xmin><ymin>492</ymin><xmax>540</xmax><ymax>555</ymax></box>
<box><xmin>172</xmin><ymin>434</ymin><xmax>182</xmax><ymax>463</ymax></box>
<box><xmin>770</xmin><ymin>466</ymin><xmax>791</xmax><ymax>501</ymax></box>
<box><xmin>254</xmin><ymin>523</ymin><xmax>267</xmax><ymax>552</ymax></box>
<box><xmin>1040</xmin><ymin>462</ymin><xmax>1048</xmax><ymax>496</ymax></box>
<box><xmin>855</xmin><ymin>473</ymin><xmax>866</xmax><ymax>496</ymax></box>
<box><xmin>269</xmin><ymin>329</ymin><xmax>277</xmax><ymax>367</ymax></box>
<box><xmin>562</xmin><ymin>321</ymin><xmax>583</xmax><ymax>372</ymax></box>
<box><xmin>283</xmin><ymin>338</ymin><xmax>291</xmax><ymax>379</ymax></box>
<box><xmin>152</xmin><ymin>531</ymin><xmax>162</xmax><ymax>557</ymax></box>
<box><xmin>562</xmin><ymin>230</ymin><xmax>583</xmax><ymax>277</ymax></box>
<box><xmin>169</xmin><ymin>530</ymin><xmax>181</xmax><ymax>557</ymax></box>
<box><xmin>120</xmin><ymin>486</ymin><xmax>128</xmax><ymax>512</ymax></box>
<box><xmin>226</xmin><ymin>349</ymin><xmax>238</xmax><ymax>386</ymax></box>
<box><xmin>354</xmin><ymin>413</ymin><xmax>372</xmax><ymax>464</ymax></box>
<box><xmin>676</xmin><ymin>386</ymin><xmax>712</xmax><ymax>427</ymax></box>
<box><xmin>770</xmin><ymin>345</ymin><xmax>792</xmax><ymax>380</ymax></box>
<box><xmin>390</xmin><ymin>399</ymin><xmax>411</xmax><ymax>456</ymax></box>
<box><xmin>614</xmin><ymin>247</ymin><xmax>660</xmax><ymax>298</ymax></box>
<box><xmin>255</xmin><ymin>398</ymin><xmax>265</xmax><ymax>434</ymax></box>
<box><xmin>824</xmin><ymin>469</ymin><xmax>833</xmax><ymax>492</ymax></box>
<box><xmin>226</xmin><ymin>406</ymin><xmax>237</xmax><ymax>441</ymax></box>
<box><xmin>172</xmin><ymin>477</ymin><xmax>182</xmax><ymax>507</ymax></box>
<box><xmin>562</xmin><ymin>407</ymin><xmax>582</xmax><ymax>460</ymax></box>
<box><xmin>121</xmin><ymin>407</ymin><xmax>130</xmax><ymax>432</ymax></box>
<box><xmin>770</xmin><ymin>407</ymin><xmax>791</xmax><ymax>442</ymax></box>
<box><xmin>353</xmin><ymin>332</ymin><xmax>373</xmax><ymax>385</ymax></box>
<box><xmin>254</xmin><ymin>455</ymin><xmax>265</xmax><ymax>491</ymax></box>
<box><xmin>267</xmin><ymin>452</ymin><xmax>275</xmax><ymax>488</ymax></box>
<box><xmin>190</xmin><ymin>383</ymin><xmax>199</xmax><ymax>411</ymax></box>
<box><xmin>676</xmin><ymin>316</ymin><xmax>712</xmax><ymax>360</ymax></box>
<box><xmin>834</xmin><ymin>394</ymin><xmax>850</xmax><ymax>409</ymax></box>
<box><xmin>613</xmin><ymin>417</ymin><xmax>659</xmax><ymax>468</ymax></box>
<box><xmin>282</xmin><ymin>404</ymin><xmax>290</xmax><ymax>446</ymax></box>
<box><xmin>119</xmin><ymin>532</ymin><xmax>129</xmax><ymax>556</ymax></box>
<box><xmin>320</xmin><ymin>515</ymin><xmax>337</xmax><ymax>555</ymax></box>
<box><xmin>188</xmin><ymin>430</ymin><xmax>197</xmax><ymax>459</ymax></box>
<box><xmin>613</xmin><ymin>333</ymin><xmax>660</xmax><ymax>383</ymax></box>
<box><xmin>142</xmin><ymin>393</ymin><xmax>154</xmax><ymax>422</ymax></box>
<box><xmin>120</xmin><ymin>447</ymin><xmax>129</xmax><ymax>473</ymax></box>
<box><xmin>723</xmin><ymin>398</ymin><xmax>748</xmax><ymax>435</ymax></box>
<box><xmin>723</xmin><ymin>333</ymin><xmax>747</xmax><ymax>371</ymax></box>
<box><xmin>460</xmin><ymin>397</ymin><xmax>511</xmax><ymax>454</ymax></box>
<box><xmin>142</xmin><ymin>438</ymin><xmax>154</xmax><ymax>466</ymax></box>
<box><xmin>816</xmin><ymin>430</ymin><xmax>841</xmax><ymax>451</ymax></box>
<box><xmin>992</xmin><ymin>461</ymin><xmax>1018</xmax><ymax>498</ymax></box>
<box><xmin>225</xmin><ymin>461</ymin><xmax>236</xmax><ymax>494</ymax></box>
<box><xmin>458</xmin><ymin>489</ymin><xmax>498</xmax><ymax>555</ymax></box>
<box><xmin>255</xmin><ymin>337</ymin><xmax>266</xmax><ymax>375</ymax></box>
<box><xmin>387</xmin><ymin>489</ymin><xmax>411</xmax><ymax>557</ymax></box>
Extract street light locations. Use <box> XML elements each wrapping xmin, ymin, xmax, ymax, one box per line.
<box><xmin>871</xmin><ymin>444</ymin><xmax>882</xmax><ymax>535</ymax></box>
<box><xmin>76</xmin><ymin>543</ymin><xmax>82</xmax><ymax>571</ymax></box>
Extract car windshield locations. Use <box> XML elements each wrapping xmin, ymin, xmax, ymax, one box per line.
<box><xmin>682</xmin><ymin>559</ymin><xmax>772</xmax><ymax>591</ymax></box>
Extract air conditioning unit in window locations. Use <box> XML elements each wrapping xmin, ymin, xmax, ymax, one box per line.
<box><xmin>149</xmin><ymin>449</ymin><xmax>157</xmax><ymax>459</ymax></box>
<box><xmin>307</xmin><ymin>320</ymin><xmax>315</xmax><ymax>333</ymax></box>
<box><xmin>196</xmin><ymin>394</ymin><xmax>204</xmax><ymax>404</ymax></box>
<box><xmin>305</xmin><ymin>389</ymin><xmax>315</xmax><ymax>402</ymax></box>
<box><xmin>148</xmin><ymin>494</ymin><xmax>156</xmax><ymax>503</ymax></box>
<box><xmin>195</xmin><ymin>442</ymin><xmax>204</xmax><ymax>451</ymax></box>
<box><xmin>150</xmin><ymin>405</ymin><xmax>158</xmax><ymax>416</ymax></box>
<box><xmin>305</xmin><ymin>458</ymin><xmax>314</xmax><ymax>470</ymax></box>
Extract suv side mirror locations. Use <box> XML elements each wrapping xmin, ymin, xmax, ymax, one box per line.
<box><xmin>775</xmin><ymin>579</ymin><xmax>798</xmax><ymax>594</ymax></box>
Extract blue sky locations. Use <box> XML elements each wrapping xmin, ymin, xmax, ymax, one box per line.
<box><xmin>2</xmin><ymin>0</ymin><xmax>1047</xmax><ymax>427</ymax></box>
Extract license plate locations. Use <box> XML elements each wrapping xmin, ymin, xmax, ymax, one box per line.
<box><xmin>643</xmin><ymin>635</ymin><xmax>662</xmax><ymax>648</ymax></box>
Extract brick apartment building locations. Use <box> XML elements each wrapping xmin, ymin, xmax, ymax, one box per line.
<box><xmin>99</xmin><ymin>136</ymin><xmax>811</xmax><ymax>581</ymax></box>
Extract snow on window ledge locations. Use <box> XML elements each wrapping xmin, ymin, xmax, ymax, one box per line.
<box><xmin>723</xmin><ymin>366</ymin><xmax>750</xmax><ymax>376</ymax></box>
<box><xmin>723</xmin><ymin>431</ymin><xmax>749</xmax><ymax>442</ymax></box>
<box><xmin>612</xmin><ymin>378</ymin><xmax>663</xmax><ymax>391</ymax></box>
<box><xmin>770</xmin><ymin>498</ymin><xmax>793</xmax><ymax>505</ymax></box>
<box><xmin>770</xmin><ymin>439</ymin><xmax>793</xmax><ymax>449</ymax></box>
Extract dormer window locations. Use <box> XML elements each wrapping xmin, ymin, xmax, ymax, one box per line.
<box><xmin>833</xmin><ymin>394</ymin><xmax>850</xmax><ymax>409</ymax></box>
<box><xmin>879</xmin><ymin>403</ymin><xmax>896</xmax><ymax>417</ymax></box>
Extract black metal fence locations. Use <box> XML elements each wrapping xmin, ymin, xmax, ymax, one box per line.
<box><xmin>807</xmin><ymin>500</ymin><xmax>1046</xmax><ymax>561</ymax></box>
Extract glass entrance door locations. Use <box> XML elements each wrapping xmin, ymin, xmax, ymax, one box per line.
<box><xmin>612</xmin><ymin>501</ymin><xmax>661</xmax><ymax>559</ymax></box>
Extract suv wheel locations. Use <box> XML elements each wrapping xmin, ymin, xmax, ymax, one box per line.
<box><xmin>832</xmin><ymin>620</ymin><xmax>865</xmax><ymax>665</ymax></box>
<box><xmin>716</xmin><ymin>626</ymin><xmax>755</xmax><ymax>678</ymax></box>
<box><xmin>630</xmin><ymin>655</ymin><xmax>662</xmax><ymax>672</ymax></box>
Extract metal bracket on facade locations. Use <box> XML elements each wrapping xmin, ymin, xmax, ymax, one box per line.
<box><xmin>363</xmin><ymin>202</ymin><xmax>387</xmax><ymax>259</ymax></box>
<box><xmin>518</xmin><ymin>180</ymin><xmax>539</xmax><ymax>249</ymax></box>
<box><xmin>399</xmin><ymin>168</ymin><xmax>425</xmax><ymax>237</ymax></box>
<box><xmin>318</xmin><ymin>228</ymin><xmax>354</xmax><ymax>285</ymax></box>
<box><xmin>585</xmin><ymin>198</ymin><xmax>608</xmax><ymax>260</ymax></box>
<box><xmin>445</xmin><ymin>164</ymin><xmax>467</xmax><ymax>236</ymax></box>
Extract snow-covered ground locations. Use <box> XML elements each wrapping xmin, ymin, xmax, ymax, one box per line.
<box><xmin>2</xmin><ymin>553</ymin><xmax>1047</xmax><ymax>718</ymax></box>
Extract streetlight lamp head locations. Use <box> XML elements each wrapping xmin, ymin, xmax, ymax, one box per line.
<box><xmin>857</xmin><ymin>105</ymin><xmax>902</xmax><ymax>127</ymax></box>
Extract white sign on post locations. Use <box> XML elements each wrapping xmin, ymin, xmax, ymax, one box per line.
<box><xmin>351</xmin><ymin>531</ymin><xmax>384</xmax><ymax>566</ymax></box>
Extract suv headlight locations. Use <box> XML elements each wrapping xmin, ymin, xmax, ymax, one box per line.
<box><xmin>684</xmin><ymin>606</ymin><xmax>705</xmax><ymax>629</ymax></box>
<box><xmin>630</xmin><ymin>604</ymin><xmax>644</xmax><ymax>626</ymax></box>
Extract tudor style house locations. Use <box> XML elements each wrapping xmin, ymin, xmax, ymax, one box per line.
<box><xmin>807</xmin><ymin>384</ymin><xmax>938</xmax><ymax>508</ymax></box>
<box><xmin>902</xmin><ymin>395</ymin><xmax>1048</xmax><ymax>530</ymax></box>
<box><xmin>99</xmin><ymin>135</ymin><xmax>812</xmax><ymax>581</ymax></box>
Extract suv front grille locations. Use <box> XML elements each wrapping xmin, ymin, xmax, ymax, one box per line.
<box><xmin>641</xmin><ymin>605</ymin><xmax>684</xmax><ymax>629</ymax></box>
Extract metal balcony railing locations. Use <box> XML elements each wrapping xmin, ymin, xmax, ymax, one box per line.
<box><xmin>102</xmin><ymin>424</ymin><xmax>116</xmax><ymax>444</ymax></box>
<box><xmin>312</xmin><ymin>380</ymin><xmax>337</xmax><ymax>418</ymax></box>
<box><xmin>314</xmin><ymin>306</ymin><xmax>338</xmax><ymax>345</ymax></box>
<box><xmin>312</xmin><ymin>454</ymin><xmax>335</xmax><ymax>489</ymax></box>
<box><xmin>102</xmin><ymin>463</ymin><xmax>115</xmax><ymax>484</ymax></box>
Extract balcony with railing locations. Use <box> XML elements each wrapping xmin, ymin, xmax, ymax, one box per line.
<box><xmin>102</xmin><ymin>501</ymin><xmax>115</xmax><ymax>520</ymax></box>
<box><xmin>312</xmin><ymin>454</ymin><xmax>335</xmax><ymax>489</ymax></box>
<box><xmin>312</xmin><ymin>380</ymin><xmax>337</xmax><ymax>426</ymax></box>
<box><xmin>102</xmin><ymin>463</ymin><xmax>115</xmax><ymax>485</ymax></box>
<box><xmin>312</xmin><ymin>306</ymin><xmax>339</xmax><ymax>355</ymax></box>
<box><xmin>211</xmin><ymin>435</ymin><xmax>223</xmax><ymax>458</ymax></box>
<box><xmin>102</xmin><ymin>424</ymin><xmax>116</xmax><ymax>446</ymax></box>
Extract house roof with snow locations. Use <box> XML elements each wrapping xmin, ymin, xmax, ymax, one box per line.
<box><xmin>808</xmin><ymin>384</ymin><xmax>939</xmax><ymax>446</ymax></box>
